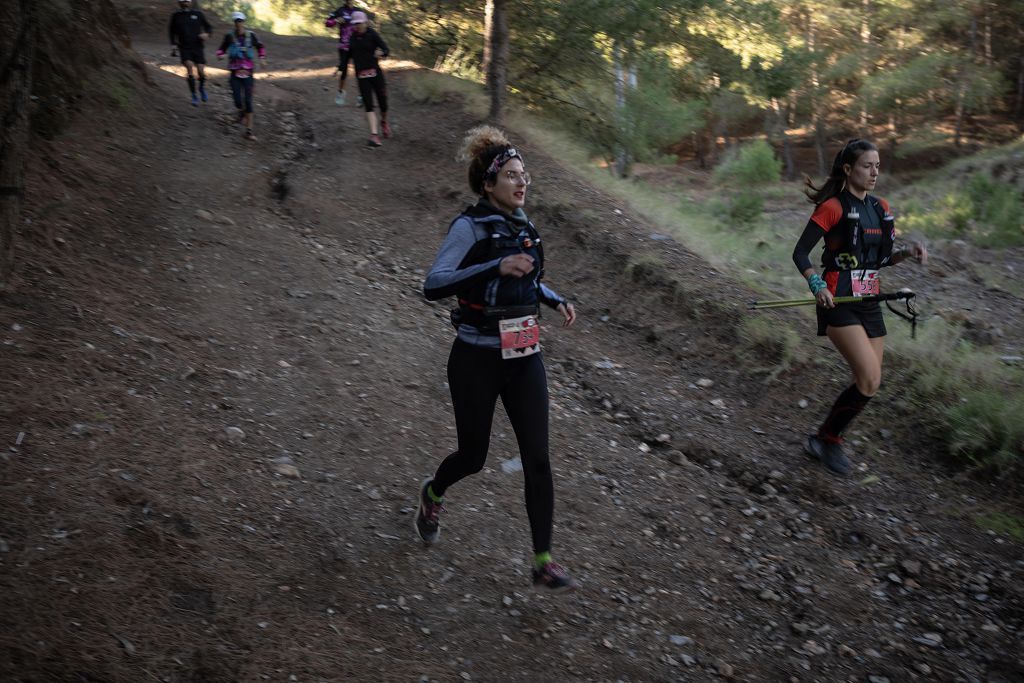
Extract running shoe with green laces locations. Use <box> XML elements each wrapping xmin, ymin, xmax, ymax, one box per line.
<box><xmin>532</xmin><ymin>561</ymin><xmax>577</xmax><ymax>593</ymax></box>
<box><xmin>415</xmin><ymin>478</ymin><xmax>444</xmax><ymax>544</ymax></box>
<box><xmin>804</xmin><ymin>434</ymin><xmax>852</xmax><ymax>475</ymax></box>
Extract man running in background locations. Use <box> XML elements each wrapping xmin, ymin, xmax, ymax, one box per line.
<box><xmin>169</xmin><ymin>0</ymin><xmax>212</xmax><ymax>106</ymax></box>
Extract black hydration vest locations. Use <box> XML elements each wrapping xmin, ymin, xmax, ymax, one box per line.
<box><xmin>822</xmin><ymin>193</ymin><xmax>895</xmax><ymax>271</ymax></box>
<box><xmin>451</xmin><ymin>211</ymin><xmax>544</xmax><ymax>333</ymax></box>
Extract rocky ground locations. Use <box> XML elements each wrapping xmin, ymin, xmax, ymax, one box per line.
<box><xmin>1</xmin><ymin>2</ymin><xmax>1022</xmax><ymax>681</ymax></box>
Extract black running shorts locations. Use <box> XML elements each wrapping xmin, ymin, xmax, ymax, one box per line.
<box><xmin>817</xmin><ymin>300</ymin><xmax>886</xmax><ymax>338</ymax></box>
<box><xmin>179</xmin><ymin>47</ymin><xmax>206</xmax><ymax>65</ymax></box>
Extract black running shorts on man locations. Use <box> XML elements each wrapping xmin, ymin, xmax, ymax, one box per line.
<box><xmin>179</xmin><ymin>46</ymin><xmax>206</xmax><ymax>64</ymax></box>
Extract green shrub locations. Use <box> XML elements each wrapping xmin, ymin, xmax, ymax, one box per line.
<box><xmin>738</xmin><ymin>316</ymin><xmax>800</xmax><ymax>378</ymax></box>
<box><xmin>728</xmin><ymin>193</ymin><xmax>763</xmax><ymax>227</ymax></box>
<box><xmin>945</xmin><ymin>390</ymin><xmax>1024</xmax><ymax>473</ymax></box>
<box><xmin>965</xmin><ymin>172</ymin><xmax>1024</xmax><ymax>247</ymax></box>
<box><xmin>713</xmin><ymin>139</ymin><xmax>782</xmax><ymax>187</ymax></box>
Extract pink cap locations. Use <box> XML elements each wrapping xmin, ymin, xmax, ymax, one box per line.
<box><xmin>350</xmin><ymin>11</ymin><xmax>367</xmax><ymax>24</ymax></box>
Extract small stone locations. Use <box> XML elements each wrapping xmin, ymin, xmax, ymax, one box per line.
<box><xmin>224</xmin><ymin>426</ymin><xmax>245</xmax><ymax>444</ymax></box>
<box><xmin>758</xmin><ymin>589</ymin><xmax>780</xmax><ymax>602</ymax></box>
<box><xmin>273</xmin><ymin>463</ymin><xmax>300</xmax><ymax>479</ymax></box>
<box><xmin>790</xmin><ymin>622</ymin><xmax>810</xmax><ymax>635</ymax></box>
<box><xmin>709</xmin><ymin>398</ymin><xmax>727</xmax><ymax>409</ymax></box>
<box><xmin>899</xmin><ymin>559</ymin><xmax>922</xmax><ymax>577</ymax></box>
<box><xmin>215</xmin><ymin>214</ymin><xmax>235</xmax><ymax>226</ymax></box>
<box><xmin>502</xmin><ymin>596</ymin><xmax>513</xmax><ymax>607</ymax></box>
<box><xmin>715</xmin><ymin>660</ymin><xmax>734</xmax><ymax>677</ymax></box>
<box><xmin>500</xmin><ymin>458</ymin><xmax>523</xmax><ymax>473</ymax></box>
<box><xmin>914</xmin><ymin>663</ymin><xmax>932</xmax><ymax>675</ymax></box>
<box><xmin>798</xmin><ymin>399</ymin><xmax>809</xmax><ymax>409</ymax></box>
<box><xmin>802</xmin><ymin>640</ymin><xmax>827</xmax><ymax>656</ymax></box>
<box><xmin>667</xmin><ymin>450</ymin><xmax>689</xmax><ymax>466</ymax></box>
<box><xmin>836</xmin><ymin>644</ymin><xmax>855</xmax><ymax>657</ymax></box>
<box><xmin>912</xmin><ymin>633</ymin><xmax>942</xmax><ymax>648</ymax></box>
<box><xmin>887</xmin><ymin>573</ymin><xmax>903</xmax><ymax>584</ymax></box>
<box><xmin>366</xmin><ymin>488</ymin><xmax>382</xmax><ymax>500</ymax></box>
<box><xmin>195</xmin><ymin>209</ymin><xmax>215</xmax><ymax>222</ymax></box>
<box><xmin>680</xmin><ymin>654</ymin><xmax>696</xmax><ymax>666</ymax></box>
<box><xmin>867</xmin><ymin>676</ymin><xmax>890</xmax><ymax>683</ymax></box>
<box><xmin>638</xmin><ymin>442</ymin><xmax>651</xmax><ymax>453</ymax></box>
<box><xmin>695</xmin><ymin>378</ymin><xmax>714</xmax><ymax>388</ymax></box>
<box><xmin>669</xmin><ymin>635</ymin><xmax>694</xmax><ymax>646</ymax></box>
<box><xmin>656</xmin><ymin>433</ymin><xmax>671</xmax><ymax>443</ymax></box>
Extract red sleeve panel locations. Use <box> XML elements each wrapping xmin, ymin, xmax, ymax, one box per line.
<box><xmin>810</xmin><ymin>197</ymin><xmax>842</xmax><ymax>233</ymax></box>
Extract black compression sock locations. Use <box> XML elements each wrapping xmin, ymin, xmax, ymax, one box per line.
<box><xmin>187</xmin><ymin>75</ymin><xmax>196</xmax><ymax>94</ymax></box>
<box><xmin>818</xmin><ymin>384</ymin><xmax>872</xmax><ymax>442</ymax></box>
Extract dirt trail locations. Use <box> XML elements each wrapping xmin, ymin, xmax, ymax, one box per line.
<box><xmin>1</xmin><ymin>4</ymin><xmax>1022</xmax><ymax>681</ymax></box>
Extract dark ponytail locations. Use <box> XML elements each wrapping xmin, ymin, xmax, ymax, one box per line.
<box><xmin>804</xmin><ymin>138</ymin><xmax>877</xmax><ymax>205</ymax></box>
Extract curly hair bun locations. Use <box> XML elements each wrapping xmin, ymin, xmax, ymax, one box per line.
<box><xmin>459</xmin><ymin>125</ymin><xmax>510</xmax><ymax>161</ymax></box>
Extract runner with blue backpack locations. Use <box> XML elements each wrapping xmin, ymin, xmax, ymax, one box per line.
<box><xmin>216</xmin><ymin>12</ymin><xmax>266</xmax><ymax>141</ymax></box>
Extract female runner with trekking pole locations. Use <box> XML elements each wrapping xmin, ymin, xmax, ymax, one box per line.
<box><xmin>792</xmin><ymin>139</ymin><xmax>927</xmax><ymax>475</ymax></box>
<box><xmin>416</xmin><ymin>126</ymin><xmax>578</xmax><ymax>592</ymax></box>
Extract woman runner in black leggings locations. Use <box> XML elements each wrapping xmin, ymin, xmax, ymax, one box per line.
<box><xmin>417</xmin><ymin>126</ymin><xmax>578</xmax><ymax>592</ymax></box>
<box><xmin>347</xmin><ymin>11</ymin><xmax>390</xmax><ymax>147</ymax></box>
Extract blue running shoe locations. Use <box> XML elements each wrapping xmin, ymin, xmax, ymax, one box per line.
<box><xmin>199</xmin><ymin>87</ymin><xmax>208</xmax><ymax>102</ymax></box>
<box><xmin>191</xmin><ymin>93</ymin><xmax>199</xmax><ymax>106</ymax></box>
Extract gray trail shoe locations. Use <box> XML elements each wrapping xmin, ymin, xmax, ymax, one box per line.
<box><xmin>805</xmin><ymin>434</ymin><xmax>852</xmax><ymax>476</ymax></box>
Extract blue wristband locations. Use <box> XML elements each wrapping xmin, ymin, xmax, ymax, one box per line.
<box><xmin>807</xmin><ymin>274</ymin><xmax>827</xmax><ymax>295</ymax></box>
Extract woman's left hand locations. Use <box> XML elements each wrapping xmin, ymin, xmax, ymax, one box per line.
<box><xmin>909</xmin><ymin>241</ymin><xmax>928</xmax><ymax>265</ymax></box>
<box><xmin>557</xmin><ymin>302</ymin><xmax>576</xmax><ymax>327</ymax></box>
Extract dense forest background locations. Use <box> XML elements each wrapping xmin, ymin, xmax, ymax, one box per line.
<box><xmin>206</xmin><ymin>0</ymin><xmax>1024</xmax><ymax>176</ymax></box>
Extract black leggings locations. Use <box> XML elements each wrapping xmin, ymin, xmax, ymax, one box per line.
<box><xmin>230</xmin><ymin>74</ymin><xmax>254</xmax><ymax>114</ymax></box>
<box><xmin>431</xmin><ymin>339</ymin><xmax>553</xmax><ymax>554</ymax></box>
<box><xmin>357</xmin><ymin>73</ymin><xmax>387</xmax><ymax>113</ymax></box>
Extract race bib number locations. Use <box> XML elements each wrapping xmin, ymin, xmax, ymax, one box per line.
<box><xmin>357</xmin><ymin>68</ymin><xmax>377</xmax><ymax>79</ymax></box>
<box><xmin>851</xmin><ymin>269</ymin><xmax>880</xmax><ymax>297</ymax></box>
<box><xmin>499</xmin><ymin>315</ymin><xmax>540</xmax><ymax>360</ymax></box>
<box><xmin>235</xmin><ymin>68</ymin><xmax>251</xmax><ymax>78</ymax></box>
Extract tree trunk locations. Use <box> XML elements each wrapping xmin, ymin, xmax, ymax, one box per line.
<box><xmin>1016</xmin><ymin>27</ymin><xmax>1024</xmax><ymax>124</ymax></box>
<box><xmin>954</xmin><ymin>16</ymin><xmax>979</xmax><ymax>147</ymax></box>
<box><xmin>485</xmin><ymin>0</ymin><xmax>508</xmax><ymax>123</ymax></box>
<box><xmin>613</xmin><ymin>40</ymin><xmax>628</xmax><ymax>177</ymax></box>
<box><xmin>0</xmin><ymin>0</ymin><xmax>36</xmax><ymax>290</ymax></box>
<box><xmin>482</xmin><ymin>0</ymin><xmax>493</xmax><ymax>77</ymax></box>
<box><xmin>807</xmin><ymin>18</ymin><xmax>826</xmax><ymax>176</ymax></box>
<box><xmin>858</xmin><ymin>0</ymin><xmax>872</xmax><ymax>134</ymax></box>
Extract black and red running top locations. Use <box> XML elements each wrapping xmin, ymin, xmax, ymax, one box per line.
<box><xmin>793</xmin><ymin>190</ymin><xmax>896</xmax><ymax>297</ymax></box>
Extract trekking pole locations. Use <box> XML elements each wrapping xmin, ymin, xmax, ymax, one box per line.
<box><xmin>749</xmin><ymin>290</ymin><xmax>915</xmax><ymax>310</ymax></box>
<box><xmin>749</xmin><ymin>290</ymin><xmax>920</xmax><ymax>337</ymax></box>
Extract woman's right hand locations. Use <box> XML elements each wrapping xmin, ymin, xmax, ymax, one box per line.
<box><xmin>816</xmin><ymin>288</ymin><xmax>835</xmax><ymax>309</ymax></box>
<box><xmin>500</xmin><ymin>253</ymin><xmax>535</xmax><ymax>278</ymax></box>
